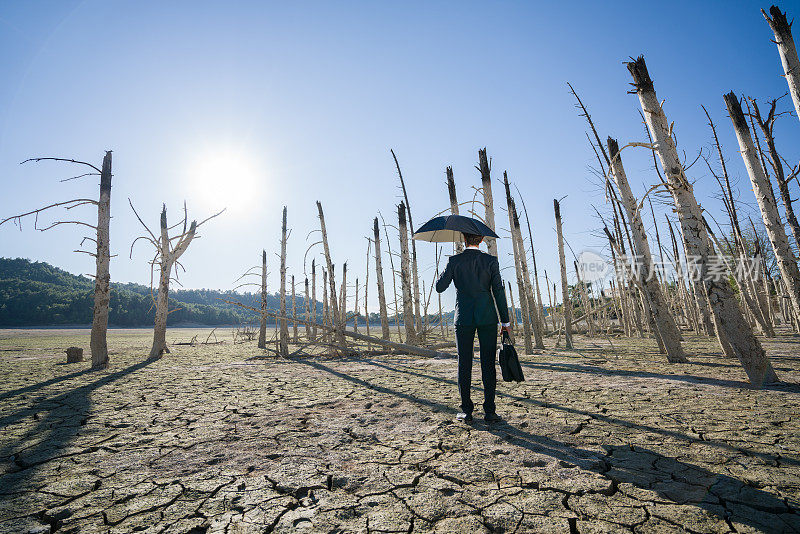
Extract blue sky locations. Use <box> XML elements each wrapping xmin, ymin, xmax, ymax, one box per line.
<box><xmin>1</xmin><ymin>0</ymin><xmax>799</xmax><ymax>312</ymax></box>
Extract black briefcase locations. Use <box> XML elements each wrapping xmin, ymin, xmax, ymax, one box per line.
<box><xmin>498</xmin><ymin>331</ymin><xmax>525</xmax><ymax>382</ymax></box>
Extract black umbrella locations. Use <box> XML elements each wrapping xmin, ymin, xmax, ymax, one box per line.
<box><xmin>412</xmin><ymin>214</ymin><xmax>499</xmax><ymax>243</ymax></box>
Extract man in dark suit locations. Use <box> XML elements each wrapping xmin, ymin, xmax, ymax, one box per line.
<box><xmin>436</xmin><ymin>232</ymin><xmax>511</xmax><ymax>423</ymax></box>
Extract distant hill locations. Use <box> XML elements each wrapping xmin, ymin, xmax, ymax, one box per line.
<box><xmin>0</xmin><ymin>257</ymin><xmax>314</xmax><ymax>327</ymax></box>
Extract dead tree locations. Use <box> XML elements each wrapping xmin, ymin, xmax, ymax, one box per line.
<box><xmin>545</xmin><ymin>271</ymin><xmax>557</xmax><ymax>332</ymax></box>
<box><xmin>311</xmin><ymin>260</ymin><xmax>318</xmax><ymax>340</ymax></box>
<box><xmin>391</xmin><ymin>150</ymin><xmax>422</xmax><ymax>331</ymax></box>
<box><xmin>317</xmin><ymin>201</ymin><xmax>344</xmax><ymax>346</ymax></box>
<box><xmin>354</xmin><ymin>277</ymin><xmax>359</xmax><ymax>333</ymax></box>
<box><xmin>340</xmin><ymin>263</ymin><xmax>348</xmax><ymax>333</ymax></box>
<box><xmin>513</xmin><ymin>205</ymin><xmax>545</xmax><ymax>348</ymax></box>
<box><xmin>90</xmin><ymin>154</ymin><xmax>113</xmax><ymax>369</ymax></box>
<box><xmin>573</xmin><ymin>261</ymin><xmax>595</xmax><ymax>336</ymax></box>
<box><xmin>379</xmin><ymin>213</ymin><xmax>402</xmax><ymax>340</ymax></box>
<box><xmin>232</xmin><ymin>254</ymin><xmax>269</xmax><ymax>344</ymax></box>
<box><xmin>304</xmin><ymin>276</ymin><xmax>311</xmax><ymax>340</ymax></box>
<box><xmin>259</xmin><ymin>250</ymin><xmax>268</xmax><ymax>348</ymax></box>
<box><xmin>763</xmin><ymin>6</ymin><xmax>800</xmax><ymax>123</ymax></box>
<box><xmin>750</xmin><ymin>98</ymin><xmax>800</xmax><ymax>250</ymax></box>
<box><xmin>508</xmin><ymin>282</ymin><xmax>518</xmax><ymax>332</ymax></box>
<box><xmin>504</xmin><ymin>174</ymin><xmax>543</xmax><ymax>349</ymax></box>
<box><xmin>505</xmin><ymin>183</ymin><xmax>534</xmax><ymax>353</ymax></box>
<box><xmin>477</xmin><ymin>148</ymin><xmax>498</xmax><ymax>257</ymax></box>
<box><xmin>322</xmin><ymin>269</ymin><xmax>329</xmax><ymax>328</ymax></box>
<box><xmin>398</xmin><ymin>202</ymin><xmax>418</xmax><ymax>344</ymax></box>
<box><xmin>279</xmin><ymin>207</ymin><xmax>289</xmax><ymax>356</ymax></box>
<box><xmin>373</xmin><ymin>218</ymin><xmax>391</xmax><ymax>339</ymax></box>
<box><xmin>1</xmin><ymin>152</ymin><xmax>113</xmax><ymax>369</ymax></box>
<box><xmin>628</xmin><ymin>56</ymin><xmax>777</xmax><ymax>386</ymax></box>
<box><xmin>607</xmin><ymin>138</ymin><xmax>687</xmax><ymax>362</ymax></box>
<box><xmin>724</xmin><ymin>92</ymin><xmax>800</xmax><ymax>324</ymax></box>
<box><xmin>554</xmin><ymin>198</ymin><xmax>573</xmax><ymax>349</ymax></box>
<box><xmin>130</xmin><ymin>202</ymin><xmax>222</xmax><ymax>358</ymax></box>
<box><xmin>364</xmin><ymin>238</ymin><xmax>371</xmax><ymax>342</ymax></box>
<box><xmin>667</xmin><ymin>217</ymin><xmax>698</xmax><ymax>333</ymax></box>
<box><xmin>292</xmin><ymin>274</ymin><xmax>298</xmax><ymax>342</ymax></box>
<box><xmin>702</xmin><ymin>107</ymin><xmax>773</xmax><ymax>336</ymax></box>
<box><xmin>446</xmin><ymin>166</ymin><xmax>464</xmax><ymax>254</ymax></box>
<box><xmin>515</xmin><ymin>189</ymin><xmax>548</xmax><ymax>343</ymax></box>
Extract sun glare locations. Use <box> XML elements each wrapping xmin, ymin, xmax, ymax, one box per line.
<box><xmin>188</xmin><ymin>147</ymin><xmax>262</xmax><ymax>213</ymax></box>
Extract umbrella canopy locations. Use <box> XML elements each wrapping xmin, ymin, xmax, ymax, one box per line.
<box><xmin>413</xmin><ymin>214</ymin><xmax>499</xmax><ymax>243</ymax></box>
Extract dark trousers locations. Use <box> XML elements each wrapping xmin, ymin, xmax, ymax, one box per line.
<box><xmin>455</xmin><ymin>324</ymin><xmax>498</xmax><ymax>415</ymax></box>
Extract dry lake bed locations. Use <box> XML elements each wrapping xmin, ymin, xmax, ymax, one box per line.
<box><xmin>1</xmin><ymin>328</ymin><xmax>799</xmax><ymax>533</ymax></box>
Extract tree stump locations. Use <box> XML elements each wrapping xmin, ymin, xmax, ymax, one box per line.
<box><xmin>66</xmin><ymin>347</ymin><xmax>84</xmax><ymax>363</ymax></box>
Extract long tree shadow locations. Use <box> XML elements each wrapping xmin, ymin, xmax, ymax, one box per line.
<box><xmin>520</xmin><ymin>360</ymin><xmax>800</xmax><ymax>392</ymax></box>
<box><xmin>297</xmin><ymin>358</ymin><xmax>798</xmax><ymax>532</ymax></box>
<box><xmin>0</xmin><ymin>367</ymin><xmax>95</xmax><ymax>402</ymax></box>
<box><xmin>364</xmin><ymin>359</ymin><xmax>800</xmax><ymax>467</ymax></box>
<box><xmin>483</xmin><ymin>423</ymin><xmax>798</xmax><ymax>533</ymax></box>
<box><xmin>0</xmin><ymin>356</ymin><xmax>158</xmax><ymax>521</ymax></box>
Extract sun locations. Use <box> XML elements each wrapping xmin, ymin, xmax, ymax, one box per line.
<box><xmin>187</xmin><ymin>146</ymin><xmax>261</xmax><ymax>213</ymax></box>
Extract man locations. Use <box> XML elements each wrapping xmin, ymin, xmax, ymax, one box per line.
<box><xmin>436</xmin><ymin>232</ymin><xmax>511</xmax><ymax>423</ymax></box>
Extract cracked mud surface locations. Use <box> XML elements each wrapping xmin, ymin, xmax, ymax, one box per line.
<box><xmin>1</xmin><ymin>328</ymin><xmax>799</xmax><ymax>533</ymax></box>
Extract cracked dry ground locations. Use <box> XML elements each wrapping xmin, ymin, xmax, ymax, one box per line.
<box><xmin>1</xmin><ymin>330</ymin><xmax>799</xmax><ymax>533</ymax></box>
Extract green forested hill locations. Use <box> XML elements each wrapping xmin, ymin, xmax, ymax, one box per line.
<box><xmin>0</xmin><ymin>258</ymin><xmax>307</xmax><ymax>327</ymax></box>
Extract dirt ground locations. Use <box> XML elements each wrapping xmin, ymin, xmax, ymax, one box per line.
<box><xmin>0</xmin><ymin>327</ymin><xmax>798</xmax><ymax>533</ymax></box>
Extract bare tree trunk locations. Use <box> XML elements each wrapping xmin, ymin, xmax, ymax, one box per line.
<box><xmin>574</xmin><ymin>261</ymin><xmax>595</xmax><ymax>336</ymax></box>
<box><xmin>751</xmin><ymin>99</ymin><xmax>800</xmax><ymax>251</ymax></box>
<box><xmin>279</xmin><ymin>206</ymin><xmax>289</xmax><ymax>356</ymax></box>
<box><xmin>780</xmin><ymin>275</ymin><xmax>800</xmax><ymax>331</ymax></box>
<box><xmin>304</xmin><ymin>276</ymin><xmax>311</xmax><ymax>340</ymax></box>
<box><xmin>608</xmin><ymin>244</ymin><xmax>630</xmax><ymax>336</ymax></box>
<box><xmin>398</xmin><ymin>202</ymin><xmax>418</xmax><ymax>344</ymax></box>
<box><xmin>545</xmin><ymin>271</ymin><xmax>557</xmax><ymax>332</ymax></box>
<box><xmin>607</xmin><ymin>137</ymin><xmax>687</xmax><ymax>362</ymax></box>
<box><xmin>364</xmin><ymin>239</ymin><xmax>370</xmax><ymax>343</ymax></box>
<box><xmin>340</xmin><ymin>263</ymin><xmax>348</xmax><ymax>333</ymax></box>
<box><xmin>508</xmin><ymin>197</ymin><xmax>534</xmax><ymax>352</ymax></box>
<box><xmin>762</xmin><ymin>256</ymin><xmax>778</xmax><ymax>327</ymax></box>
<box><xmin>322</xmin><ymin>269</ymin><xmax>329</xmax><ymax>329</ymax></box>
<box><xmin>373</xmin><ymin>218</ymin><xmax>390</xmax><ymax>340</ymax></box>
<box><xmin>151</xmin><ymin>225</ymin><xmax>171</xmax><ymax>358</ymax></box>
<box><xmin>292</xmin><ymin>274</ymin><xmax>298</xmax><ymax>342</ymax></box>
<box><xmin>379</xmin><ymin>216</ymin><xmax>402</xmax><ymax>342</ymax></box>
<box><xmin>478</xmin><ymin>148</ymin><xmax>498</xmax><ymax>257</ymax></box>
<box><xmin>763</xmin><ymin>6</ymin><xmax>800</xmax><ymax>124</ymax></box>
<box><xmin>354</xmin><ymin>277</ymin><xmax>359</xmax><ymax>334</ymax></box>
<box><xmin>517</xmin><ymin>195</ymin><xmax>547</xmax><ymax>343</ymax></box>
<box><xmin>554</xmin><ymin>199</ymin><xmax>573</xmax><ymax>349</ymax></box>
<box><xmin>512</xmin><ymin>205</ymin><xmax>544</xmax><ymax>348</ymax></box>
<box><xmin>628</xmin><ymin>57</ymin><xmax>777</xmax><ymax>385</ymax></box>
<box><xmin>508</xmin><ymin>281</ymin><xmax>518</xmax><ymax>332</ymax></box>
<box><xmin>311</xmin><ymin>260</ymin><xmax>317</xmax><ymax>341</ymax></box>
<box><xmin>725</xmin><ymin>92</ymin><xmax>800</xmax><ymax>323</ymax></box>
<box><xmin>258</xmin><ymin>249</ymin><xmax>267</xmax><ymax>349</ymax></box>
<box><xmin>446</xmin><ymin>166</ymin><xmax>464</xmax><ymax>254</ymax></box>
<box><xmin>391</xmin><ymin>150</ymin><xmax>422</xmax><ymax>333</ymax></box>
<box><xmin>90</xmin><ymin>151</ymin><xmax>112</xmax><ymax>369</ymax></box>
<box><xmin>667</xmin><ymin>217</ymin><xmax>698</xmax><ymax>333</ymax></box>
<box><xmin>316</xmin><ymin>201</ymin><xmax>344</xmax><ymax>346</ymax></box>
<box><xmin>149</xmin><ymin>206</ymin><xmax>200</xmax><ymax>358</ymax></box>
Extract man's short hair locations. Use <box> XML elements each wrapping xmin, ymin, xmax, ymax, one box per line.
<box><xmin>463</xmin><ymin>233</ymin><xmax>483</xmax><ymax>247</ymax></box>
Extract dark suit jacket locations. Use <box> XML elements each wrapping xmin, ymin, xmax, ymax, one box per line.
<box><xmin>436</xmin><ymin>248</ymin><xmax>510</xmax><ymax>327</ymax></box>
